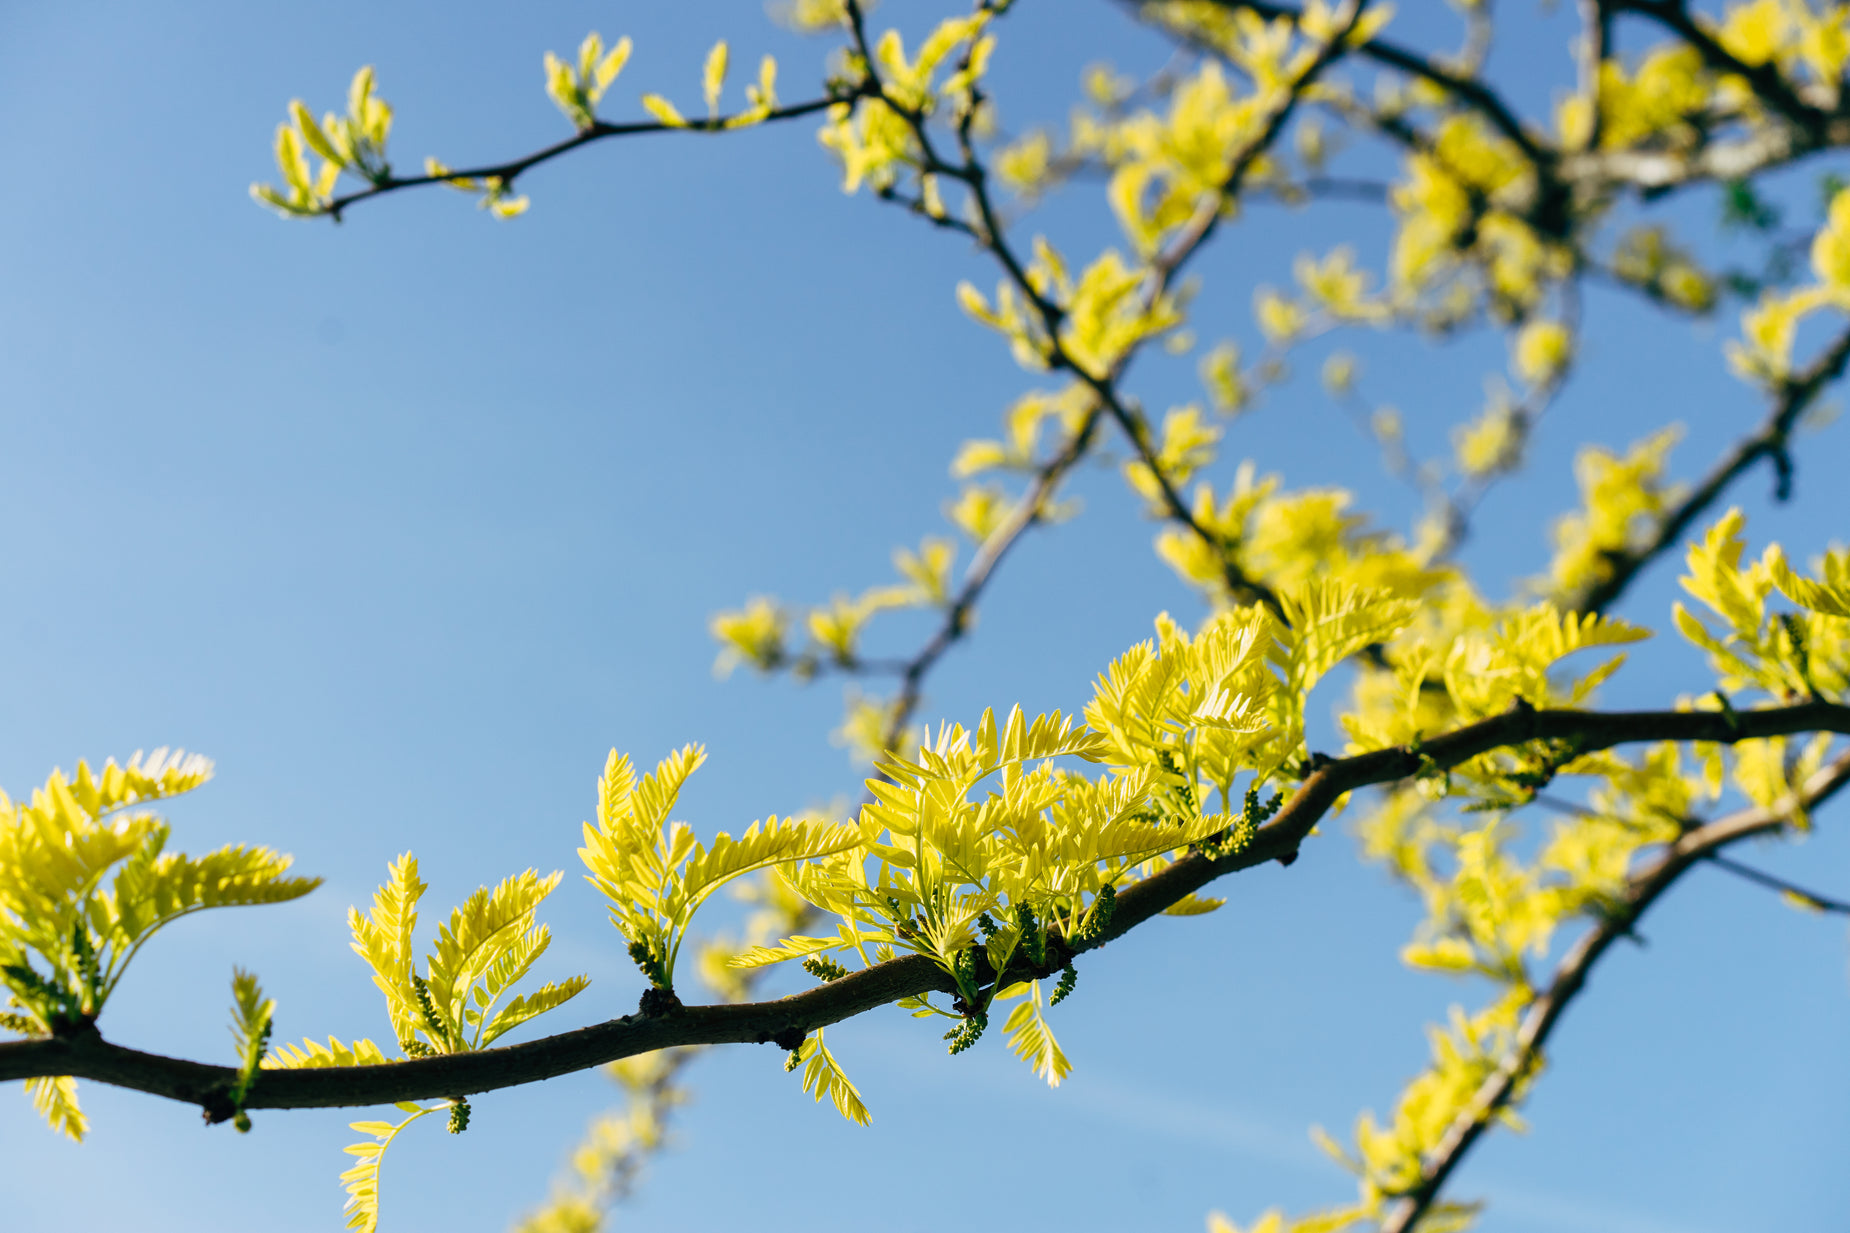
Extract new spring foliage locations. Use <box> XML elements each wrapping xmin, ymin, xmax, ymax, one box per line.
<box><xmin>0</xmin><ymin>751</ymin><xmax>318</xmax><ymax>1141</ymax></box>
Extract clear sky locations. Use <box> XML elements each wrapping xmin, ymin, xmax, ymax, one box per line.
<box><xmin>1</xmin><ymin>3</ymin><xmax>1845</xmax><ymax>1232</ymax></box>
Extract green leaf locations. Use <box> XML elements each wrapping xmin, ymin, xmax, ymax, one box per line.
<box><xmin>24</xmin><ymin>1074</ymin><xmax>86</xmax><ymax>1142</ymax></box>
<box><xmin>0</xmin><ymin>752</ymin><xmax>307</xmax><ymax>1027</ymax></box>
<box><xmin>1680</xmin><ymin>510</ymin><xmax>1768</xmax><ymax>637</ymax></box>
<box><xmin>998</xmin><ymin>979</ymin><xmax>1071</xmax><ymax>1086</ymax></box>
<box><xmin>726</xmin><ymin>934</ymin><xmax>844</xmax><ymax>968</ymax></box>
<box><xmin>479</xmin><ymin>975</ymin><xmax>591</xmax><ymax>1045</ymax></box>
<box><xmin>469</xmin><ymin>926</ymin><xmax>549</xmax><ymax>1013</ymax></box>
<box><xmin>101</xmin><ymin>846</ymin><xmax>320</xmax><ymax>987</ymax></box>
<box><xmin>642</xmin><ymin>93</ymin><xmax>688</xmax><ymax>126</ymax></box>
<box><xmin>969</xmin><ymin>705</ymin><xmax>1111</xmax><ymax>769</ymax></box>
<box><xmin>228</xmin><ymin>967</ymin><xmax>275</xmax><ymax>1112</ymax></box>
<box><xmin>585</xmin><ymin>743</ymin><xmax>858</xmax><ymax>987</ymax></box>
<box><xmin>1767</xmin><ymin>544</ymin><xmax>1850</xmax><ymax>618</ymax></box>
<box><xmin>425</xmin><ymin>869</ymin><xmax>563</xmax><ymax>1042</ymax></box>
<box><xmin>1162</xmin><ymin>893</ymin><xmax>1225</xmax><ymax>916</ymax></box>
<box><xmin>793</xmin><ymin>1029</ymin><xmax>870</xmax><ymax>1125</ymax></box>
<box><xmin>1278</xmin><ymin>580</ymin><xmax>1419</xmax><ymax>693</ymax></box>
<box><xmin>673</xmin><ymin>818</ymin><xmax>861</xmax><ymax>920</ymax></box>
<box><xmin>348</xmin><ymin>853</ymin><xmax>426</xmax><ymax>1046</ymax></box>
<box><xmin>339</xmin><ymin>1104</ymin><xmax>438</xmax><ymax>1233</ymax></box>
<box><xmin>266</xmin><ymin>1035</ymin><xmax>393</xmax><ymax>1069</ymax></box>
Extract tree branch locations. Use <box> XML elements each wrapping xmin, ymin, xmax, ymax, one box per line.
<box><xmin>1577</xmin><ymin>0</ymin><xmax>1614</xmax><ymax>151</ymax></box>
<box><xmin>2</xmin><ymin>697</ymin><xmax>1845</xmax><ymax>1116</ymax></box>
<box><xmin>1569</xmin><ymin>319</ymin><xmax>1850</xmax><ymax>615</ymax></box>
<box><xmin>1612</xmin><ymin>0</ymin><xmax>1822</xmax><ymax>132</ymax></box>
<box><xmin>1019</xmin><ymin>1</ymin><xmax>1370</xmax><ymax>616</ymax></box>
<box><xmin>882</xmin><ymin>407</ymin><xmax>1104</xmax><ymax>750</ymax></box>
<box><xmin>1182</xmin><ymin>0</ymin><xmax>1550</xmax><ymax>169</ymax></box>
<box><xmin>315</xmin><ymin>96</ymin><xmax>849</xmax><ymax>221</ymax></box>
<box><xmin>1378</xmin><ymin>745</ymin><xmax>1850</xmax><ymax>1233</ymax></box>
<box><xmin>838</xmin><ymin>0</ymin><xmax>1298</xmax><ymax>613</ymax></box>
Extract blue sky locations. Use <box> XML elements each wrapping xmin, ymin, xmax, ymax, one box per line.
<box><xmin>1</xmin><ymin>3</ymin><xmax>1846</xmax><ymax>1231</ymax></box>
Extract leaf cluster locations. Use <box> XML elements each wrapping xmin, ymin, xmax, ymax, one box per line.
<box><xmin>0</xmin><ymin>750</ymin><xmax>317</xmax><ymax>1140</ymax></box>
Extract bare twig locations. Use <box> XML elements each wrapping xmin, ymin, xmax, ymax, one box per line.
<box><xmin>1577</xmin><ymin>0</ymin><xmax>1613</xmax><ymax>150</ymax></box>
<box><xmin>1705</xmin><ymin>851</ymin><xmax>1850</xmax><ymax>915</ymax></box>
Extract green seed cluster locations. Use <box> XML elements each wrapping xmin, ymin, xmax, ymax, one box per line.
<box><xmin>627</xmin><ymin>938</ymin><xmax>670</xmax><ymax>988</ymax></box>
<box><xmin>943</xmin><ymin>1010</ymin><xmax>988</xmax><ymax>1055</ymax></box>
<box><xmin>1070</xmin><ymin>883</ymin><xmax>1116</xmax><ymax>946</ymax></box>
<box><xmin>1050</xmin><ymin>963</ymin><xmax>1078</xmax><ymax>1006</ymax></box>
<box><xmin>802</xmin><ymin>954</ymin><xmax>849</xmax><ymax>982</ymax></box>
<box><xmin>410</xmin><ymin>974</ymin><xmax>452</xmax><ymax>1048</ymax></box>
<box><xmin>1017</xmin><ymin>903</ymin><xmax>1045</xmax><ymax>967</ymax></box>
<box><xmin>1199</xmin><ymin>787</ymin><xmax>1280</xmax><ymax>860</ymax></box>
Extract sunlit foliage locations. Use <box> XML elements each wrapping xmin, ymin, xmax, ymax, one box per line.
<box><xmin>9</xmin><ymin>4</ymin><xmax>1850</xmax><ymax>1233</ymax></box>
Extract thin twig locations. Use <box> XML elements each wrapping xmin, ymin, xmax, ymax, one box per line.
<box><xmin>315</xmin><ymin>96</ymin><xmax>850</xmax><ymax>221</ymax></box>
<box><xmin>1570</xmin><ymin>320</ymin><xmax>1850</xmax><ymax>615</ymax></box>
<box><xmin>1706</xmin><ymin>851</ymin><xmax>1850</xmax><ymax>915</ymax></box>
<box><xmin>882</xmin><ymin>408</ymin><xmax>1104</xmax><ymax>751</ymax></box>
<box><xmin>1188</xmin><ymin>0</ymin><xmax>1550</xmax><ymax>169</ymax></box>
<box><xmin>1532</xmin><ymin>791</ymin><xmax>1850</xmax><ymax>914</ymax></box>
<box><xmin>1577</xmin><ymin>0</ymin><xmax>1614</xmax><ymax>151</ymax></box>
<box><xmin>921</xmin><ymin>0</ymin><xmax>1372</xmax><ymax>617</ymax></box>
<box><xmin>1612</xmin><ymin>0</ymin><xmax>1822</xmax><ymax>132</ymax></box>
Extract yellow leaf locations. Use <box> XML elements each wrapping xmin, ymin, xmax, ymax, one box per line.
<box><xmin>703</xmin><ymin>40</ymin><xmax>730</xmax><ymax>116</ymax></box>
<box><xmin>642</xmin><ymin>94</ymin><xmax>687</xmax><ymax>127</ymax></box>
<box><xmin>291</xmin><ymin>100</ymin><xmax>344</xmax><ymax>165</ymax></box>
<box><xmin>1513</xmin><ymin>319</ymin><xmax>1572</xmax><ymax>385</ymax></box>
<box><xmin>595</xmin><ymin>35</ymin><xmax>634</xmax><ymax>96</ymax></box>
<box><xmin>25</xmin><ymin>1075</ymin><xmax>86</xmax><ymax>1141</ymax></box>
<box><xmin>794</xmin><ymin>1029</ymin><xmax>871</xmax><ymax>1124</ymax></box>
